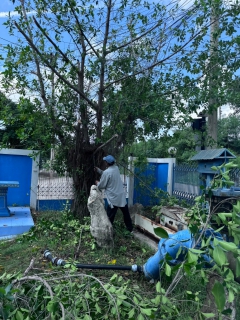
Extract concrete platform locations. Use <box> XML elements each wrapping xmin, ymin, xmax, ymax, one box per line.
<box><xmin>132</xmin><ymin>230</ymin><xmax>158</xmax><ymax>252</ymax></box>
<box><xmin>0</xmin><ymin>207</ymin><xmax>34</xmax><ymax>240</ymax></box>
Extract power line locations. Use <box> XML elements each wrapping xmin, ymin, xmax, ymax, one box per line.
<box><xmin>0</xmin><ymin>36</ymin><xmax>23</xmax><ymax>47</ymax></box>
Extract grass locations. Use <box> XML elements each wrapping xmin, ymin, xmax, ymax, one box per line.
<box><xmin>0</xmin><ymin>209</ymin><xmax>160</xmax><ymax>319</ymax></box>
<box><xmin>0</xmin><ymin>209</ymin><xmax>155</xmax><ymax>282</ymax></box>
<box><xmin>0</xmin><ymin>209</ymin><xmax>239</xmax><ymax>319</ymax></box>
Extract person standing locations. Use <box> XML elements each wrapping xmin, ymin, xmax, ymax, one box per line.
<box><xmin>94</xmin><ymin>155</ymin><xmax>133</xmax><ymax>232</ymax></box>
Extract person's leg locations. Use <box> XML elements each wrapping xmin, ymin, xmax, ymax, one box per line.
<box><xmin>107</xmin><ymin>205</ymin><xmax>118</xmax><ymax>224</ymax></box>
<box><xmin>120</xmin><ymin>205</ymin><xmax>133</xmax><ymax>232</ymax></box>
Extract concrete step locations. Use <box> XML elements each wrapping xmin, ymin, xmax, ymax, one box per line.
<box><xmin>0</xmin><ymin>207</ymin><xmax>34</xmax><ymax>240</ymax></box>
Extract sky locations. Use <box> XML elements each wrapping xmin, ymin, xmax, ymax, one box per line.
<box><xmin>0</xmin><ymin>0</ymin><xmax>16</xmax><ymax>50</ymax></box>
<box><xmin>0</xmin><ymin>0</ymin><xmax>234</xmax><ymax>118</ymax></box>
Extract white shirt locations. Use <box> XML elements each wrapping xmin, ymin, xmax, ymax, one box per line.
<box><xmin>97</xmin><ymin>164</ymin><xmax>127</xmax><ymax>208</ymax></box>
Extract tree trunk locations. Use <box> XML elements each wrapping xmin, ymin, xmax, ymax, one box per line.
<box><xmin>67</xmin><ymin>140</ymin><xmax>105</xmax><ymax>219</ymax></box>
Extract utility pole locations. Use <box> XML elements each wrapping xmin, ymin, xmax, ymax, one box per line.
<box><xmin>207</xmin><ymin>5</ymin><xmax>219</xmax><ymax>149</ymax></box>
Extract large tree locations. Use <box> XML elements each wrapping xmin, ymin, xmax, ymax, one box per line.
<box><xmin>1</xmin><ymin>0</ymin><xmax>240</xmax><ymax>217</ymax></box>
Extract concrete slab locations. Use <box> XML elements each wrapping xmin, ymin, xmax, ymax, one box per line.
<box><xmin>0</xmin><ymin>207</ymin><xmax>34</xmax><ymax>240</ymax></box>
<box><xmin>135</xmin><ymin>213</ymin><xmax>175</xmax><ymax>241</ymax></box>
<box><xmin>132</xmin><ymin>230</ymin><xmax>158</xmax><ymax>252</ymax></box>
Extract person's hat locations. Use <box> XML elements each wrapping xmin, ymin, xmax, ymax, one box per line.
<box><xmin>103</xmin><ymin>155</ymin><xmax>115</xmax><ymax>164</ymax></box>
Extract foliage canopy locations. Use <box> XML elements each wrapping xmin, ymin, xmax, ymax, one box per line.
<box><xmin>1</xmin><ymin>0</ymin><xmax>240</xmax><ymax>215</ymax></box>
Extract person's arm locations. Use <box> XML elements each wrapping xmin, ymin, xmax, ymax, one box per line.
<box><xmin>97</xmin><ymin>171</ymin><xmax>109</xmax><ymax>190</ymax></box>
<box><xmin>94</xmin><ymin>167</ymin><xmax>103</xmax><ymax>175</ymax></box>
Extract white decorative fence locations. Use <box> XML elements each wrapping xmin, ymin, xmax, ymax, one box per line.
<box><xmin>37</xmin><ymin>172</ymin><xmax>127</xmax><ymax>201</ymax></box>
<box><xmin>38</xmin><ymin>172</ymin><xmax>74</xmax><ymax>200</ymax></box>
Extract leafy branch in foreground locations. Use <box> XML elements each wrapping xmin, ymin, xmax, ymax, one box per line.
<box><xmin>157</xmin><ymin>161</ymin><xmax>240</xmax><ymax>319</ymax></box>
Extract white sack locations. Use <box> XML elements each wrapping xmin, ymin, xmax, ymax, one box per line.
<box><xmin>87</xmin><ymin>185</ymin><xmax>114</xmax><ymax>248</ymax></box>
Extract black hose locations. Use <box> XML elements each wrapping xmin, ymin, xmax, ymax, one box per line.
<box><xmin>75</xmin><ymin>264</ymin><xmax>133</xmax><ymax>271</ymax></box>
<box><xmin>43</xmin><ymin>250</ymin><xmax>143</xmax><ymax>273</ymax></box>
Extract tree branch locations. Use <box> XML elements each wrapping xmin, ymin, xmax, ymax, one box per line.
<box><xmin>103</xmin><ymin>21</ymin><xmax>212</xmax><ymax>91</ymax></box>
<box><xmin>96</xmin><ymin>0</ymin><xmax>112</xmax><ymax>139</ymax></box>
<box><xmin>23</xmin><ymin>258</ymin><xmax>35</xmax><ymax>276</ymax></box>
<box><xmin>66</xmin><ymin>0</ymin><xmax>100</xmax><ymax>58</ymax></box>
<box><xmin>93</xmin><ymin>133</ymin><xmax>118</xmax><ymax>155</ymax></box>
<box><xmin>13</xmin><ymin>275</ymin><xmax>65</xmax><ymax>319</ymax></box>
<box><xmin>106</xmin><ymin>4</ymin><xmax>197</xmax><ymax>55</ymax></box>
<box><xmin>33</xmin><ymin>16</ymin><xmax>80</xmax><ymax>76</ymax></box>
<box><xmin>14</xmin><ymin>21</ymin><xmax>98</xmax><ymax>112</ymax></box>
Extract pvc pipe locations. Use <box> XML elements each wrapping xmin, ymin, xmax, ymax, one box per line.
<box><xmin>43</xmin><ymin>250</ymin><xmax>142</xmax><ymax>273</ymax></box>
<box><xmin>143</xmin><ymin>229</ymin><xmax>223</xmax><ymax>280</ymax></box>
<box><xmin>143</xmin><ymin>229</ymin><xmax>193</xmax><ymax>280</ymax></box>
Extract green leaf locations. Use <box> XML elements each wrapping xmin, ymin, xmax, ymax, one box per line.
<box><xmin>213</xmin><ymin>246</ymin><xmax>227</xmax><ymax>266</ymax></box>
<box><xmin>224</xmin><ymin>268</ymin><xmax>234</xmax><ymax>282</ymax></box>
<box><xmin>218</xmin><ymin>213</ymin><xmax>226</xmax><ymax>222</ymax></box>
<box><xmin>184</xmin><ymin>263</ymin><xmax>192</xmax><ymax>275</ymax></box>
<box><xmin>234</xmin><ymin>201</ymin><xmax>240</xmax><ymax>212</ymax></box>
<box><xmin>85</xmin><ymin>291</ymin><xmax>91</xmax><ymax>299</ymax></box>
<box><xmin>175</xmin><ymin>246</ymin><xmax>182</xmax><ymax>259</ymax></box>
<box><xmin>122</xmin><ymin>300</ymin><xmax>131</xmax><ymax>308</ymax></box>
<box><xmin>95</xmin><ymin>303</ymin><xmax>101</xmax><ymax>313</ymax></box>
<box><xmin>201</xmin><ymin>313</ymin><xmax>215</xmax><ymax>318</ymax></box>
<box><xmin>187</xmin><ymin>250</ymin><xmax>198</xmax><ymax>263</ymax></box>
<box><xmin>16</xmin><ymin>311</ymin><xmax>24</xmax><ymax>320</ymax></box>
<box><xmin>156</xmin><ymin>281</ymin><xmax>161</xmax><ymax>293</ymax></box>
<box><xmin>225</xmin><ymin>162</ymin><xmax>238</xmax><ymax>169</ymax></box>
<box><xmin>137</xmin><ymin>313</ymin><xmax>144</xmax><ymax>320</ymax></box>
<box><xmin>141</xmin><ymin>308</ymin><xmax>152</xmax><ymax>316</ymax></box>
<box><xmin>133</xmin><ymin>296</ymin><xmax>139</xmax><ymax>304</ymax></box>
<box><xmin>189</xmin><ymin>248</ymin><xmax>204</xmax><ymax>254</ymax></box>
<box><xmin>117</xmin><ymin>294</ymin><xmax>127</xmax><ymax>300</ymax></box>
<box><xmin>212</xmin><ymin>281</ymin><xmax>225</xmax><ymax>312</ymax></box>
<box><xmin>129</xmin><ymin>308</ymin><xmax>135</xmax><ymax>318</ymax></box>
<box><xmin>5</xmin><ymin>284</ymin><xmax>12</xmax><ymax>294</ymax></box>
<box><xmin>110</xmin><ymin>273</ymin><xmax>118</xmax><ymax>281</ymax></box>
<box><xmin>213</xmin><ymin>237</ymin><xmax>220</xmax><ymax>247</ymax></box>
<box><xmin>0</xmin><ymin>287</ymin><xmax>5</xmax><ymax>296</ymax></box>
<box><xmin>214</xmin><ymin>226</ymin><xmax>225</xmax><ymax>233</ymax></box>
<box><xmin>165</xmin><ymin>263</ymin><xmax>171</xmax><ymax>277</ymax></box>
<box><xmin>46</xmin><ymin>301</ymin><xmax>58</xmax><ymax>314</ymax></box>
<box><xmin>236</xmin><ymin>257</ymin><xmax>240</xmax><ymax>278</ymax></box>
<box><xmin>153</xmin><ymin>227</ymin><xmax>169</xmax><ymax>238</ymax></box>
<box><xmin>228</xmin><ymin>289</ymin><xmax>234</xmax><ymax>303</ymax></box>
<box><xmin>219</xmin><ymin>241</ymin><xmax>238</xmax><ymax>253</ymax></box>
<box><xmin>111</xmin><ymin>307</ymin><xmax>116</xmax><ymax>315</ymax></box>
<box><xmin>153</xmin><ymin>295</ymin><xmax>161</xmax><ymax>304</ymax></box>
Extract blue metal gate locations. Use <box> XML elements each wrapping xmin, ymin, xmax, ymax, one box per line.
<box><xmin>133</xmin><ymin>162</ymin><xmax>168</xmax><ymax>206</ymax></box>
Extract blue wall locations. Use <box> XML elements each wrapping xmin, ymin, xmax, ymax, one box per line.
<box><xmin>133</xmin><ymin>162</ymin><xmax>168</xmax><ymax>206</ymax></box>
<box><xmin>0</xmin><ymin>154</ymin><xmax>32</xmax><ymax>206</ymax></box>
<box><xmin>38</xmin><ymin>199</ymin><xmax>126</xmax><ymax>212</ymax></box>
<box><xmin>38</xmin><ymin>199</ymin><xmax>73</xmax><ymax>211</ymax></box>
